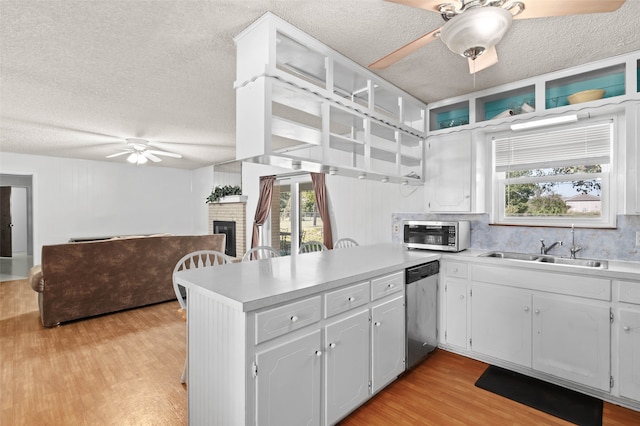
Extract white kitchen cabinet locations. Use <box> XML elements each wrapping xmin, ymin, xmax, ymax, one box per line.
<box><xmin>371</xmin><ymin>294</ymin><xmax>405</xmax><ymax>394</ymax></box>
<box><xmin>324</xmin><ymin>308</ymin><xmax>370</xmax><ymax>425</ymax></box>
<box><xmin>255</xmin><ymin>329</ymin><xmax>322</xmax><ymax>426</ymax></box>
<box><xmin>532</xmin><ymin>295</ymin><xmax>611</xmax><ymax>391</ymax></box>
<box><xmin>635</xmin><ymin>103</ymin><xmax>640</xmax><ymax>214</ymax></box>
<box><xmin>471</xmin><ymin>282</ymin><xmax>532</xmax><ymax>367</ymax></box>
<box><xmin>425</xmin><ymin>132</ymin><xmax>472</xmax><ymax>212</ymax></box>
<box><xmin>443</xmin><ymin>278</ymin><xmax>468</xmax><ymax>349</ymax></box>
<box><xmin>234</xmin><ymin>12</ymin><xmax>426</xmax><ymax>185</ymax></box>
<box><xmin>618</xmin><ymin>308</ymin><xmax>640</xmax><ymax>401</ymax></box>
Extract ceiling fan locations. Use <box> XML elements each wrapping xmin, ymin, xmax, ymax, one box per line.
<box><xmin>370</xmin><ymin>0</ymin><xmax>626</xmax><ymax>74</ymax></box>
<box><xmin>105</xmin><ymin>138</ymin><xmax>183</xmax><ymax>165</ymax></box>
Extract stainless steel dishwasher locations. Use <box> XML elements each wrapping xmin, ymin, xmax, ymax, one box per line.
<box><xmin>405</xmin><ymin>260</ymin><xmax>439</xmax><ymax>369</ymax></box>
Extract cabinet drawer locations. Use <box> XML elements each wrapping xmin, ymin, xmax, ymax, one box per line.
<box><xmin>618</xmin><ymin>281</ymin><xmax>640</xmax><ymax>304</ymax></box>
<box><xmin>255</xmin><ymin>296</ymin><xmax>322</xmax><ymax>344</ymax></box>
<box><xmin>325</xmin><ymin>281</ymin><xmax>370</xmax><ymax>318</ymax></box>
<box><xmin>445</xmin><ymin>261</ymin><xmax>468</xmax><ymax>279</ymax></box>
<box><xmin>371</xmin><ymin>271</ymin><xmax>403</xmax><ymax>301</ymax></box>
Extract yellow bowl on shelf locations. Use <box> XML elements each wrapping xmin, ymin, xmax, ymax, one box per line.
<box><xmin>567</xmin><ymin>89</ymin><xmax>605</xmax><ymax>105</ymax></box>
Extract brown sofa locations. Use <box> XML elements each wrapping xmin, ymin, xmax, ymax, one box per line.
<box><xmin>28</xmin><ymin>234</ymin><xmax>226</xmax><ymax>327</ymax></box>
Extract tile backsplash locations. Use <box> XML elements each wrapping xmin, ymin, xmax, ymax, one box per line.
<box><xmin>392</xmin><ymin>213</ymin><xmax>640</xmax><ymax>262</ymax></box>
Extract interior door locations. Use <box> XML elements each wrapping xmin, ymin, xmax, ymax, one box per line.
<box><xmin>0</xmin><ymin>186</ymin><xmax>12</xmax><ymax>257</ymax></box>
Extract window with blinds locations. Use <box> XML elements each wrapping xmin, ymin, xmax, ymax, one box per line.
<box><xmin>491</xmin><ymin>119</ymin><xmax>615</xmax><ymax>227</ymax></box>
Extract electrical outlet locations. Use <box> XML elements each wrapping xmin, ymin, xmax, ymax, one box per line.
<box><xmin>636</xmin><ymin>231</ymin><xmax>640</xmax><ymax>247</ymax></box>
<box><xmin>393</xmin><ymin>224</ymin><xmax>399</xmax><ymax>233</ymax></box>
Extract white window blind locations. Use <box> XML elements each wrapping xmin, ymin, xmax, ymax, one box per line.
<box><xmin>494</xmin><ymin>121</ymin><xmax>612</xmax><ymax>172</ymax></box>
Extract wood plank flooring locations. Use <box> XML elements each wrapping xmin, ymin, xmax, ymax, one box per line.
<box><xmin>2</xmin><ymin>278</ymin><xmax>640</xmax><ymax>425</ymax></box>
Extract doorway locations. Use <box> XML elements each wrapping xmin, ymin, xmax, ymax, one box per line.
<box><xmin>269</xmin><ymin>175</ymin><xmax>323</xmax><ymax>255</ymax></box>
<box><xmin>0</xmin><ymin>174</ymin><xmax>34</xmax><ymax>281</ymax></box>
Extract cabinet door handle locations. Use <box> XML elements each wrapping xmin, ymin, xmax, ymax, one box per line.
<box><xmin>453</xmin><ymin>268</ymin><xmax>459</xmax><ymax>273</ymax></box>
<box><xmin>315</xmin><ymin>350</ymin><xmax>323</xmax><ymax>357</ymax></box>
<box><xmin>534</xmin><ymin>309</ymin><xmax>540</xmax><ymax>314</ymax></box>
<box><xmin>290</xmin><ymin>315</ymin><xmax>298</xmax><ymax>322</ymax></box>
<box><xmin>348</xmin><ymin>297</ymin><xmax>356</xmax><ymax>302</ymax></box>
<box><xmin>374</xmin><ymin>321</ymin><xmax>382</xmax><ymax>327</ymax></box>
<box><xmin>329</xmin><ymin>342</ymin><xmax>336</xmax><ymax>349</ymax></box>
<box><xmin>524</xmin><ymin>306</ymin><xmax>529</xmax><ymax>312</ymax></box>
<box><xmin>623</xmin><ymin>326</ymin><xmax>630</xmax><ymax>331</ymax></box>
<box><xmin>459</xmin><ymin>295</ymin><xmax>465</xmax><ymax>300</ymax></box>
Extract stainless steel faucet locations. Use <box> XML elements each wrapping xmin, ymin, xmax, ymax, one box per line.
<box><xmin>569</xmin><ymin>224</ymin><xmax>583</xmax><ymax>259</ymax></box>
<box><xmin>540</xmin><ymin>239</ymin><xmax>563</xmax><ymax>255</ymax></box>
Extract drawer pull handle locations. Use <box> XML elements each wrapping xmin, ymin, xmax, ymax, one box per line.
<box><xmin>329</xmin><ymin>343</ymin><xmax>336</xmax><ymax>349</ymax></box>
<box><xmin>387</xmin><ymin>284</ymin><xmax>395</xmax><ymax>289</ymax></box>
<box><xmin>453</xmin><ymin>268</ymin><xmax>459</xmax><ymax>273</ymax></box>
<box><xmin>315</xmin><ymin>350</ymin><xmax>323</xmax><ymax>357</ymax></box>
<box><xmin>534</xmin><ymin>309</ymin><xmax>540</xmax><ymax>314</ymax></box>
<box><xmin>290</xmin><ymin>315</ymin><xmax>299</xmax><ymax>322</ymax></box>
<box><xmin>524</xmin><ymin>306</ymin><xmax>529</xmax><ymax>312</ymax></box>
<box><xmin>623</xmin><ymin>326</ymin><xmax>630</xmax><ymax>331</ymax></box>
<box><xmin>459</xmin><ymin>295</ymin><xmax>464</xmax><ymax>300</ymax></box>
<box><xmin>374</xmin><ymin>321</ymin><xmax>381</xmax><ymax>327</ymax></box>
<box><xmin>348</xmin><ymin>297</ymin><xmax>356</xmax><ymax>302</ymax></box>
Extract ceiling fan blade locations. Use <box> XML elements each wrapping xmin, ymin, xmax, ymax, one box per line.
<box><xmin>143</xmin><ymin>151</ymin><xmax>162</xmax><ymax>162</ymax></box>
<box><xmin>369</xmin><ymin>27</ymin><xmax>441</xmax><ymax>69</ymax></box>
<box><xmin>105</xmin><ymin>150</ymin><xmax>133</xmax><ymax>159</ymax></box>
<box><xmin>147</xmin><ymin>149</ymin><xmax>182</xmax><ymax>159</ymax></box>
<box><xmin>384</xmin><ymin>0</ymin><xmax>444</xmax><ymax>13</ymax></box>
<box><xmin>468</xmin><ymin>45</ymin><xmax>499</xmax><ymax>74</ymax></box>
<box><xmin>514</xmin><ymin>0</ymin><xmax>626</xmax><ymax>20</ymax></box>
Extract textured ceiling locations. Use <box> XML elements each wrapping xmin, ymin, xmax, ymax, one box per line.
<box><xmin>1</xmin><ymin>0</ymin><xmax>639</xmax><ymax>169</ymax></box>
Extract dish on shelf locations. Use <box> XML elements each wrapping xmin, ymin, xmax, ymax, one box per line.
<box><xmin>439</xmin><ymin>118</ymin><xmax>468</xmax><ymax>129</ymax></box>
<box><xmin>492</xmin><ymin>109</ymin><xmax>515</xmax><ymax>119</ymax></box>
<box><xmin>521</xmin><ymin>102</ymin><xmax>535</xmax><ymax>113</ymax></box>
<box><xmin>567</xmin><ymin>89</ymin><xmax>605</xmax><ymax>104</ymax></box>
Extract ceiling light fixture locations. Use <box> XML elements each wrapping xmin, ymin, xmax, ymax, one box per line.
<box><xmin>510</xmin><ymin>114</ymin><xmax>579</xmax><ymax>131</ymax></box>
<box><xmin>440</xmin><ymin>6</ymin><xmax>513</xmax><ymax>60</ymax></box>
<box><xmin>127</xmin><ymin>152</ymin><xmax>147</xmax><ymax>165</ymax></box>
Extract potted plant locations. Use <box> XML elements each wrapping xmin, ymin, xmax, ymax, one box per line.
<box><xmin>206</xmin><ymin>185</ymin><xmax>243</xmax><ymax>203</ymax></box>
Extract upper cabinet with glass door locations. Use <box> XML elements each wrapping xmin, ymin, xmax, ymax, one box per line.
<box><xmin>234</xmin><ymin>12</ymin><xmax>427</xmax><ymax>185</ymax></box>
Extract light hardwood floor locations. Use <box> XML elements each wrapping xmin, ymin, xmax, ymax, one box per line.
<box><xmin>2</xmin><ymin>278</ymin><xmax>640</xmax><ymax>425</ymax></box>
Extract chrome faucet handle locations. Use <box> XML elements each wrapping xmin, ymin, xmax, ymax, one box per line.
<box><xmin>569</xmin><ymin>246</ymin><xmax>582</xmax><ymax>259</ymax></box>
<box><xmin>539</xmin><ymin>239</ymin><xmax>545</xmax><ymax>254</ymax></box>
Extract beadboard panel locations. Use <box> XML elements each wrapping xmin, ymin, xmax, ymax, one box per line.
<box><xmin>188</xmin><ymin>286</ymin><xmax>247</xmax><ymax>425</ymax></box>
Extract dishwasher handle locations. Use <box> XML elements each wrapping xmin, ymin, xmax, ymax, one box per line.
<box><xmin>405</xmin><ymin>260</ymin><xmax>439</xmax><ymax>284</ymax></box>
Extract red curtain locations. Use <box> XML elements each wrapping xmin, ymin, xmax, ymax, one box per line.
<box><xmin>310</xmin><ymin>172</ymin><xmax>333</xmax><ymax>249</ymax></box>
<box><xmin>251</xmin><ymin>175</ymin><xmax>276</xmax><ymax>249</ymax></box>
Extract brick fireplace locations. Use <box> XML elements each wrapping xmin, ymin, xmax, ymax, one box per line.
<box><xmin>208</xmin><ymin>201</ymin><xmax>246</xmax><ymax>260</ymax></box>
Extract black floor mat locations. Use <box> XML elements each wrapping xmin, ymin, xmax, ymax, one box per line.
<box><xmin>475</xmin><ymin>365</ymin><xmax>603</xmax><ymax>426</ymax></box>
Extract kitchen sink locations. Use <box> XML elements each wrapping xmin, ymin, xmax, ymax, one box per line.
<box><xmin>535</xmin><ymin>256</ymin><xmax>608</xmax><ymax>268</ymax></box>
<box><xmin>481</xmin><ymin>251</ymin><xmax>540</xmax><ymax>261</ymax></box>
<box><xmin>480</xmin><ymin>251</ymin><xmax>608</xmax><ymax>269</ymax></box>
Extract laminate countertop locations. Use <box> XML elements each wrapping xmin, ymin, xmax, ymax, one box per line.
<box><xmin>174</xmin><ymin>243</ymin><xmax>439</xmax><ymax>312</ymax></box>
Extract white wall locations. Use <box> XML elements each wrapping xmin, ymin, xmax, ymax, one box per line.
<box><xmin>325</xmin><ymin>174</ymin><xmax>424</xmax><ymax>245</ymax></box>
<box><xmin>241</xmin><ymin>162</ymin><xmax>425</xmax><ymax>250</ymax></box>
<box><xmin>1</xmin><ymin>153</ymin><xmax>211</xmax><ymax>264</ymax></box>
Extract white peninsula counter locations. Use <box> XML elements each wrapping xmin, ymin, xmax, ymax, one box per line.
<box><xmin>174</xmin><ymin>243</ymin><xmax>438</xmax><ymax>426</ymax></box>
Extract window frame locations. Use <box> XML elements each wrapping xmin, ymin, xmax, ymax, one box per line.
<box><xmin>490</xmin><ymin>118</ymin><xmax>617</xmax><ymax>228</ymax></box>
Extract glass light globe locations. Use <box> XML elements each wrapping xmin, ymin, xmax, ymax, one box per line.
<box><xmin>440</xmin><ymin>7</ymin><xmax>513</xmax><ymax>59</ymax></box>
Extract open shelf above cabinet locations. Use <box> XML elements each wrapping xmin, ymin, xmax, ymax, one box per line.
<box><xmin>427</xmin><ymin>51</ymin><xmax>639</xmax><ymax>134</ymax></box>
